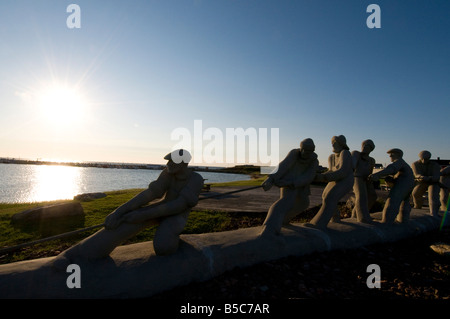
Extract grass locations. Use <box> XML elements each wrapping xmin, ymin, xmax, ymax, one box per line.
<box><xmin>0</xmin><ymin>180</ymin><xmax>270</xmax><ymax>264</ymax></box>
<box><xmin>207</xmin><ymin>176</ymin><xmax>266</xmax><ymax>187</ymax></box>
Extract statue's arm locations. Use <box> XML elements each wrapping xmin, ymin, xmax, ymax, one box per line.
<box><xmin>351</xmin><ymin>150</ymin><xmax>360</xmax><ymax>171</ymax></box>
<box><xmin>322</xmin><ymin>150</ymin><xmax>352</xmax><ymax>182</ymax></box>
<box><xmin>411</xmin><ymin>161</ymin><xmax>424</xmax><ymax>180</ymax></box>
<box><xmin>431</xmin><ymin>163</ymin><xmax>441</xmax><ymax>183</ymax></box>
<box><xmin>294</xmin><ymin>157</ymin><xmax>318</xmax><ymax>188</ymax></box>
<box><xmin>111</xmin><ymin>188</ymin><xmax>157</xmax><ymax>216</ymax></box>
<box><xmin>441</xmin><ymin>166</ymin><xmax>450</xmax><ymax>176</ymax></box>
<box><xmin>262</xmin><ymin>149</ymin><xmax>297</xmax><ymax>190</ymax></box>
<box><xmin>124</xmin><ymin>173</ymin><xmax>204</xmax><ymax>224</ymax></box>
<box><xmin>124</xmin><ymin>196</ymin><xmax>189</xmax><ymax>223</ymax></box>
<box><xmin>104</xmin><ymin>170</ymin><xmax>170</xmax><ymax>229</ymax></box>
<box><xmin>370</xmin><ymin>160</ymin><xmax>401</xmax><ymax>181</ymax></box>
<box><xmin>369</xmin><ymin>157</ymin><xmax>376</xmax><ymax>173</ymax></box>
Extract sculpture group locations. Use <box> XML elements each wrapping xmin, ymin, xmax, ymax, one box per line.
<box><xmin>53</xmin><ymin>137</ymin><xmax>448</xmax><ymax>267</ymax></box>
<box><xmin>262</xmin><ymin>136</ymin><xmax>447</xmax><ymax>236</ymax></box>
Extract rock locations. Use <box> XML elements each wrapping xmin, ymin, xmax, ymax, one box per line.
<box><xmin>430</xmin><ymin>243</ymin><xmax>450</xmax><ymax>256</ymax></box>
<box><xmin>73</xmin><ymin>192</ymin><xmax>107</xmax><ymax>201</ymax></box>
<box><xmin>11</xmin><ymin>202</ymin><xmax>85</xmax><ymax>235</ymax></box>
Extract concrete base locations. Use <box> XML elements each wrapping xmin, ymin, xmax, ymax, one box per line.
<box><xmin>0</xmin><ymin>208</ymin><xmax>447</xmax><ymax>299</ymax></box>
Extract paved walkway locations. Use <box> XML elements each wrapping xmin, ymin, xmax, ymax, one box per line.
<box><xmin>196</xmin><ymin>185</ymin><xmax>390</xmax><ymax>213</ymax></box>
<box><xmin>197</xmin><ymin>185</ymin><xmax>336</xmax><ymax>213</ymax></box>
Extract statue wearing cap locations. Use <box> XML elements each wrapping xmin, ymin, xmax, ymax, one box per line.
<box><xmin>309</xmin><ymin>135</ymin><xmax>354</xmax><ymax>229</ymax></box>
<box><xmin>351</xmin><ymin>139</ymin><xmax>377</xmax><ymax>223</ymax></box>
<box><xmin>369</xmin><ymin>148</ymin><xmax>415</xmax><ymax>223</ymax></box>
<box><xmin>260</xmin><ymin>138</ymin><xmax>319</xmax><ymax>236</ymax></box>
<box><xmin>411</xmin><ymin>150</ymin><xmax>441</xmax><ymax>217</ymax></box>
<box><xmin>53</xmin><ymin>149</ymin><xmax>204</xmax><ymax>265</ymax></box>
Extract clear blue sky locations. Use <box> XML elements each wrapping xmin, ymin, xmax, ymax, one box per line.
<box><xmin>0</xmin><ymin>0</ymin><xmax>449</xmax><ymax>167</ymax></box>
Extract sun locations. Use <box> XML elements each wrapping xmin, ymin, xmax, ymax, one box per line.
<box><xmin>37</xmin><ymin>83</ymin><xmax>87</xmax><ymax>126</ymax></box>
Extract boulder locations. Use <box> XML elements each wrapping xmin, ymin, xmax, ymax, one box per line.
<box><xmin>73</xmin><ymin>192</ymin><xmax>107</xmax><ymax>201</ymax></box>
<box><xmin>11</xmin><ymin>202</ymin><xmax>85</xmax><ymax>235</ymax></box>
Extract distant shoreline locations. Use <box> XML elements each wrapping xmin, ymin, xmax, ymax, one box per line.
<box><xmin>0</xmin><ymin>158</ymin><xmax>262</xmax><ymax>175</ymax></box>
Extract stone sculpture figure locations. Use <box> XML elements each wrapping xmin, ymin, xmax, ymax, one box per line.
<box><xmin>53</xmin><ymin>149</ymin><xmax>203</xmax><ymax>266</ymax></box>
<box><xmin>440</xmin><ymin>166</ymin><xmax>450</xmax><ymax>211</ymax></box>
<box><xmin>351</xmin><ymin>139</ymin><xmax>377</xmax><ymax>223</ymax></box>
<box><xmin>369</xmin><ymin>148</ymin><xmax>414</xmax><ymax>224</ymax></box>
<box><xmin>260</xmin><ymin>138</ymin><xmax>319</xmax><ymax>236</ymax></box>
<box><xmin>411</xmin><ymin>151</ymin><xmax>441</xmax><ymax>217</ymax></box>
<box><xmin>309</xmin><ymin>135</ymin><xmax>354</xmax><ymax>229</ymax></box>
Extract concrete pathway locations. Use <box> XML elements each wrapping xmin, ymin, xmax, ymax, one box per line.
<box><xmin>196</xmin><ymin>185</ymin><xmax>388</xmax><ymax>213</ymax></box>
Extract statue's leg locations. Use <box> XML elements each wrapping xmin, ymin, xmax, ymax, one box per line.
<box><xmin>381</xmin><ymin>197</ymin><xmax>398</xmax><ymax>224</ymax></box>
<box><xmin>351</xmin><ymin>206</ymin><xmax>357</xmax><ymax>219</ymax></box>
<box><xmin>310</xmin><ymin>178</ymin><xmax>353</xmax><ymax>229</ymax></box>
<box><xmin>351</xmin><ymin>180</ymin><xmax>358</xmax><ymax>219</ymax></box>
<box><xmin>282</xmin><ymin>189</ymin><xmax>310</xmax><ymax>225</ymax></box>
<box><xmin>396</xmin><ymin>197</ymin><xmax>411</xmax><ymax>223</ymax></box>
<box><xmin>367</xmin><ymin>181</ymin><xmax>377</xmax><ymax>212</ymax></box>
<box><xmin>412</xmin><ymin>183</ymin><xmax>426</xmax><ymax>209</ymax></box>
<box><xmin>153</xmin><ymin>212</ymin><xmax>189</xmax><ymax>255</ymax></box>
<box><xmin>54</xmin><ymin>219</ymin><xmax>157</xmax><ymax>265</ymax></box>
<box><xmin>310</xmin><ymin>183</ymin><xmax>340</xmax><ymax>229</ymax></box>
<box><xmin>429</xmin><ymin>184</ymin><xmax>440</xmax><ymax>217</ymax></box>
<box><xmin>441</xmin><ymin>188</ymin><xmax>449</xmax><ymax>212</ymax></box>
<box><xmin>382</xmin><ymin>185</ymin><xmax>409</xmax><ymax>224</ymax></box>
<box><xmin>354</xmin><ymin>177</ymin><xmax>371</xmax><ymax>223</ymax></box>
<box><xmin>260</xmin><ymin>188</ymin><xmax>295</xmax><ymax>236</ymax></box>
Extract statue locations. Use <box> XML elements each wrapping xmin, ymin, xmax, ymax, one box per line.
<box><xmin>260</xmin><ymin>138</ymin><xmax>319</xmax><ymax>236</ymax></box>
<box><xmin>351</xmin><ymin>139</ymin><xmax>377</xmax><ymax>223</ymax></box>
<box><xmin>440</xmin><ymin>166</ymin><xmax>450</xmax><ymax>211</ymax></box>
<box><xmin>411</xmin><ymin>151</ymin><xmax>441</xmax><ymax>217</ymax></box>
<box><xmin>368</xmin><ymin>148</ymin><xmax>414</xmax><ymax>224</ymax></box>
<box><xmin>309</xmin><ymin>135</ymin><xmax>354</xmax><ymax>229</ymax></box>
<box><xmin>53</xmin><ymin>149</ymin><xmax>204</xmax><ymax>266</ymax></box>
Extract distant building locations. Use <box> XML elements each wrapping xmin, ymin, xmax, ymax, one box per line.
<box><xmin>432</xmin><ymin>157</ymin><xmax>450</xmax><ymax>168</ymax></box>
<box><xmin>373</xmin><ymin>163</ymin><xmax>384</xmax><ymax>173</ymax></box>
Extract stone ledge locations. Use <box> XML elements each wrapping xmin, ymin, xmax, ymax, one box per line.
<box><xmin>0</xmin><ymin>208</ymin><xmax>446</xmax><ymax>299</ymax></box>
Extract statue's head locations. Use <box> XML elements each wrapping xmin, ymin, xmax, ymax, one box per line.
<box><xmin>331</xmin><ymin>135</ymin><xmax>349</xmax><ymax>153</ymax></box>
<box><xmin>300</xmin><ymin>138</ymin><xmax>315</xmax><ymax>159</ymax></box>
<box><xmin>418</xmin><ymin>150</ymin><xmax>431</xmax><ymax>164</ymax></box>
<box><xmin>164</xmin><ymin>149</ymin><xmax>191</xmax><ymax>173</ymax></box>
<box><xmin>361</xmin><ymin>139</ymin><xmax>375</xmax><ymax>154</ymax></box>
<box><xmin>387</xmin><ymin>148</ymin><xmax>403</xmax><ymax>162</ymax></box>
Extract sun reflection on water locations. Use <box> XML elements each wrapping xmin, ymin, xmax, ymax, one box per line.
<box><xmin>27</xmin><ymin>165</ymin><xmax>82</xmax><ymax>203</ymax></box>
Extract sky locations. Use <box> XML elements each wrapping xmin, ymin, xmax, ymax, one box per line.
<box><xmin>0</xmin><ymin>0</ymin><xmax>449</xmax><ymax>168</ymax></box>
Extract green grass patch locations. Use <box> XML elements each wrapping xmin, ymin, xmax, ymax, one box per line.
<box><xmin>209</xmin><ymin>176</ymin><xmax>266</xmax><ymax>187</ymax></box>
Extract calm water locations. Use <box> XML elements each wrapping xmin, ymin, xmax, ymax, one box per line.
<box><xmin>0</xmin><ymin>164</ymin><xmax>250</xmax><ymax>203</ymax></box>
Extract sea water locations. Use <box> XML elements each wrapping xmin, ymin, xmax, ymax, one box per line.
<box><xmin>0</xmin><ymin>164</ymin><xmax>250</xmax><ymax>203</ymax></box>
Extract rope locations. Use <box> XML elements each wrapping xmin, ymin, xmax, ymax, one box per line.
<box><xmin>0</xmin><ymin>224</ymin><xmax>105</xmax><ymax>255</ymax></box>
<box><xmin>0</xmin><ymin>185</ymin><xmax>263</xmax><ymax>255</ymax></box>
<box><xmin>199</xmin><ymin>185</ymin><xmax>262</xmax><ymax>200</ymax></box>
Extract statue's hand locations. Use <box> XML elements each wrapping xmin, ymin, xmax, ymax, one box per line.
<box><xmin>368</xmin><ymin>173</ymin><xmax>379</xmax><ymax>182</ymax></box>
<box><xmin>276</xmin><ymin>178</ymin><xmax>294</xmax><ymax>188</ymax></box>
<box><xmin>315</xmin><ymin>174</ymin><xmax>326</xmax><ymax>183</ymax></box>
<box><xmin>124</xmin><ymin>210</ymin><xmax>146</xmax><ymax>224</ymax></box>
<box><xmin>104</xmin><ymin>212</ymin><xmax>123</xmax><ymax>230</ymax></box>
<box><xmin>262</xmin><ymin>176</ymin><xmax>274</xmax><ymax>191</ymax></box>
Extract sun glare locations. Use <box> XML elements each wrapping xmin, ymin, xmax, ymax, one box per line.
<box><xmin>38</xmin><ymin>84</ymin><xmax>87</xmax><ymax>125</ymax></box>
